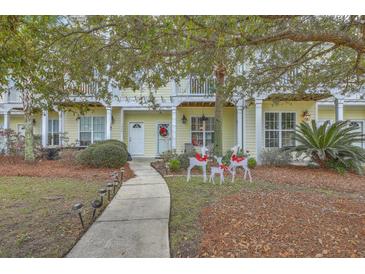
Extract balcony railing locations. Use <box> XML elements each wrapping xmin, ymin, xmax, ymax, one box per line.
<box><xmin>8</xmin><ymin>88</ymin><xmax>21</xmax><ymax>103</ymax></box>
<box><xmin>176</xmin><ymin>77</ymin><xmax>215</xmax><ymax>96</ymax></box>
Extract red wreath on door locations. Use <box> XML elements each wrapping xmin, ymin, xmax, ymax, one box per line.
<box><xmin>159</xmin><ymin>126</ymin><xmax>168</xmax><ymax>137</ymax></box>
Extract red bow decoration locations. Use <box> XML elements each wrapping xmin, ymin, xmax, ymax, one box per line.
<box><xmin>231</xmin><ymin>154</ymin><xmax>245</xmax><ymax>163</ymax></box>
<box><xmin>159</xmin><ymin>126</ymin><xmax>168</xmax><ymax>137</ymax></box>
<box><xmin>195</xmin><ymin>153</ymin><xmax>208</xmax><ymax>162</ymax></box>
<box><xmin>219</xmin><ymin>164</ymin><xmax>230</xmax><ymax>171</ymax></box>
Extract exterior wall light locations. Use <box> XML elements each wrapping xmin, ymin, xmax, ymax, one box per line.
<box><xmin>303</xmin><ymin>110</ymin><xmax>311</xmax><ymax>122</ymax></box>
<box><xmin>182</xmin><ymin>115</ymin><xmax>187</xmax><ymax>124</ymax></box>
<box><xmin>201</xmin><ymin>114</ymin><xmax>208</xmax><ymax>122</ymax></box>
<box><xmin>72</xmin><ymin>203</ymin><xmax>84</xmax><ymax>229</ymax></box>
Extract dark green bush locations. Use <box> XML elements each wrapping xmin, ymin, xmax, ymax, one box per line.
<box><xmin>76</xmin><ymin>143</ymin><xmax>127</xmax><ymax>168</ymax></box>
<box><xmin>247</xmin><ymin>157</ymin><xmax>257</xmax><ymax>169</ymax></box>
<box><xmin>168</xmin><ymin>159</ymin><xmax>181</xmax><ymax>171</ymax></box>
<box><xmin>92</xmin><ymin>139</ymin><xmax>128</xmax><ymax>152</ymax></box>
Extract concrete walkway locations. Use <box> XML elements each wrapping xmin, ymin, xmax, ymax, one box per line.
<box><xmin>67</xmin><ymin>159</ymin><xmax>170</xmax><ymax>258</ymax></box>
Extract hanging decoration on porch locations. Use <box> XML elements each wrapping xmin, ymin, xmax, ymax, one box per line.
<box><xmin>187</xmin><ymin>146</ymin><xmax>209</xmax><ymax>182</ymax></box>
<box><xmin>159</xmin><ymin>125</ymin><xmax>169</xmax><ymax>137</ymax></box>
<box><xmin>303</xmin><ymin>110</ymin><xmax>311</xmax><ymax>122</ymax></box>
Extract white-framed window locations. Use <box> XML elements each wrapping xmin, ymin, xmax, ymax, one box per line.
<box><xmin>48</xmin><ymin>119</ymin><xmax>59</xmax><ymax>146</ymax></box>
<box><xmin>349</xmin><ymin>121</ymin><xmax>365</xmax><ymax>148</ymax></box>
<box><xmin>191</xmin><ymin>116</ymin><xmax>215</xmax><ymax>147</ymax></box>
<box><xmin>79</xmin><ymin>116</ymin><xmax>106</xmax><ymax>146</ymax></box>
<box><xmin>265</xmin><ymin>112</ymin><xmax>296</xmax><ymax>148</ymax></box>
<box><xmin>318</xmin><ymin>119</ymin><xmax>333</xmax><ymax>127</ymax></box>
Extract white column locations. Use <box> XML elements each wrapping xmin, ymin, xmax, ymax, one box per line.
<box><xmin>255</xmin><ymin>99</ymin><xmax>263</xmax><ymax>164</ymax></box>
<box><xmin>41</xmin><ymin>109</ymin><xmax>48</xmax><ymax>147</ymax></box>
<box><xmin>120</xmin><ymin>108</ymin><xmax>124</xmax><ymax>142</ymax></box>
<box><xmin>106</xmin><ymin>106</ymin><xmax>112</xmax><ymax>140</ymax></box>
<box><xmin>171</xmin><ymin>107</ymin><xmax>177</xmax><ymax>151</ymax></box>
<box><xmin>236</xmin><ymin>105</ymin><xmax>243</xmax><ymax>148</ymax></box>
<box><xmin>4</xmin><ymin>111</ymin><xmax>10</xmax><ymax>129</ymax></box>
<box><xmin>172</xmin><ymin>80</ymin><xmax>177</xmax><ymax>96</ymax></box>
<box><xmin>335</xmin><ymin>98</ymin><xmax>344</xmax><ymax>122</ymax></box>
<box><xmin>243</xmin><ymin>100</ymin><xmax>247</xmax><ymax>149</ymax></box>
<box><xmin>58</xmin><ymin>111</ymin><xmax>64</xmax><ymax>146</ymax></box>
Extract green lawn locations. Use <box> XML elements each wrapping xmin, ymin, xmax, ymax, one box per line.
<box><xmin>0</xmin><ymin>176</ymin><xmax>106</xmax><ymax>257</ymax></box>
<box><xmin>165</xmin><ymin>175</ymin><xmax>356</xmax><ymax>257</ymax></box>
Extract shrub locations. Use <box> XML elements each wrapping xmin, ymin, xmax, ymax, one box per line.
<box><xmin>247</xmin><ymin>157</ymin><xmax>257</xmax><ymax>169</ymax></box>
<box><xmin>168</xmin><ymin>159</ymin><xmax>181</xmax><ymax>171</ymax></box>
<box><xmin>42</xmin><ymin>148</ymin><xmax>60</xmax><ymax>160</ymax></box>
<box><xmin>161</xmin><ymin>150</ymin><xmax>177</xmax><ymax>163</ymax></box>
<box><xmin>176</xmin><ymin>151</ymin><xmax>195</xmax><ymax>169</ymax></box>
<box><xmin>260</xmin><ymin>148</ymin><xmax>293</xmax><ymax>166</ymax></box>
<box><xmin>59</xmin><ymin>148</ymin><xmax>79</xmax><ymax>164</ymax></box>
<box><xmin>76</xmin><ymin>143</ymin><xmax>127</xmax><ymax>168</ymax></box>
<box><xmin>286</xmin><ymin>120</ymin><xmax>365</xmax><ymax>174</ymax></box>
<box><xmin>92</xmin><ymin>139</ymin><xmax>128</xmax><ymax>152</ymax></box>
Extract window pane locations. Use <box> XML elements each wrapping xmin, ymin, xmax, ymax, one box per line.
<box><xmin>48</xmin><ymin>133</ymin><xmax>52</xmax><ymax>145</ymax></box>
<box><xmin>48</xmin><ymin>120</ymin><xmax>53</xmax><ymax>132</ymax></box>
<box><xmin>265</xmin><ymin>113</ymin><xmax>279</xmax><ymax>129</ymax></box>
<box><xmin>265</xmin><ymin>131</ymin><xmax>279</xmax><ymax>147</ymax></box>
<box><xmin>80</xmin><ymin>132</ymin><xmax>92</xmax><ymax>146</ymax></box>
<box><xmin>93</xmin><ymin>117</ymin><xmax>105</xmax><ymax>132</ymax></box>
<box><xmin>53</xmin><ymin>133</ymin><xmax>60</xmax><ymax>145</ymax></box>
<box><xmin>191</xmin><ymin>117</ymin><xmax>203</xmax><ymax>131</ymax></box>
<box><xmin>53</xmin><ymin>120</ymin><xmax>59</xmax><ymax>133</ymax></box>
<box><xmin>282</xmin><ymin>131</ymin><xmax>295</xmax><ymax>147</ymax></box>
<box><xmin>205</xmin><ymin>117</ymin><xmax>215</xmax><ymax>131</ymax></box>
<box><xmin>80</xmin><ymin>117</ymin><xmax>92</xmax><ymax>131</ymax></box>
<box><xmin>282</xmin><ymin>113</ymin><xmax>296</xmax><ymax>129</ymax></box>
<box><xmin>191</xmin><ymin>132</ymin><xmax>203</xmax><ymax>146</ymax></box>
<box><xmin>205</xmin><ymin>132</ymin><xmax>215</xmax><ymax>146</ymax></box>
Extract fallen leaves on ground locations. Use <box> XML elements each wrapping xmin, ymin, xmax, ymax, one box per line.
<box><xmin>198</xmin><ymin>189</ymin><xmax>365</xmax><ymax>258</ymax></box>
<box><xmin>0</xmin><ymin>156</ymin><xmax>134</xmax><ymax>182</ymax></box>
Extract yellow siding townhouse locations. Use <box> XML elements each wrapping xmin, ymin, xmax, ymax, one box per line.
<box><xmin>1</xmin><ymin>78</ymin><xmax>364</xmax><ymax>163</ymax></box>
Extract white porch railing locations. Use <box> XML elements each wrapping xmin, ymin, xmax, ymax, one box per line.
<box><xmin>8</xmin><ymin>88</ymin><xmax>21</xmax><ymax>103</ymax></box>
<box><xmin>176</xmin><ymin>77</ymin><xmax>215</xmax><ymax>96</ymax></box>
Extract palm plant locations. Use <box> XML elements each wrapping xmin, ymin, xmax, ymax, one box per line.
<box><xmin>286</xmin><ymin>120</ymin><xmax>365</xmax><ymax>174</ymax></box>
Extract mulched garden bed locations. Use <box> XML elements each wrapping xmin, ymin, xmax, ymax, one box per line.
<box><xmin>0</xmin><ymin>156</ymin><xmax>135</xmax><ymax>182</ymax></box>
<box><xmin>198</xmin><ymin>189</ymin><xmax>365</xmax><ymax>258</ymax></box>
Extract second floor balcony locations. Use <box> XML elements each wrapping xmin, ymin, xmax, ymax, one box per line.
<box><xmin>176</xmin><ymin>77</ymin><xmax>216</xmax><ymax>97</ymax></box>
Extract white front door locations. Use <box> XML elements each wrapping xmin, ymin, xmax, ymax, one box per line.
<box><xmin>129</xmin><ymin>122</ymin><xmax>144</xmax><ymax>155</ymax></box>
<box><xmin>157</xmin><ymin>123</ymin><xmax>171</xmax><ymax>155</ymax></box>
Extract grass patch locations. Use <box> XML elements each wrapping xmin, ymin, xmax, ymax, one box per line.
<box><xmin>0</xmin><ymin>176</ymin><xmax>106</xmax><ymax>257</ymax></box>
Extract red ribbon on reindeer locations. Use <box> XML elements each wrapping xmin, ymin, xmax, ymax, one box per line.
<box><xmin>195</xmin><ymin>153</ymin><xmax>208</xmax><ymax>162</ymax></box>
<box><xmin>219</xmin><ymin>164</ymin><xmax>230</xmax><ymax>171</ymax></box>
<box><xmin>231</xmin><ymin>154</ymin><xmax>245</xmax><ymax>163</ymax></box>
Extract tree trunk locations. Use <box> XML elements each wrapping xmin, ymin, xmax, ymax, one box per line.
<box><xmin>24</xmin><ymin>111</ymin><xmax>35</xmax><ymax>162</ymax></box>
<box><xmin>22</xmin><ymin>89</ymin><xmax>36</xmax><ymax>162</ymax></box>
<box><xmin>213</xmin><ymin>65</ymin><xmax>226</xmax><ymax>156</ymax></box>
